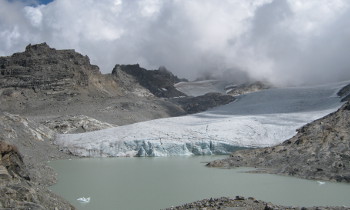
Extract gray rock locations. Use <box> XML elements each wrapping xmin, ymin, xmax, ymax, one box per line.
<box><xmin>112</xmin><ymin>64</ymin><xmax>187</xmax><ymax>98</ymax></box>
<box><xmin>208</xmin><ymin>102</ymin><xmax>350</xmax><ymax>183</ymax></box>
<box><xmin>0</xmin><ymin>43</ymin><xmax>97</xmax><ymax>92</ymax></box>
<box><xmin>164</xmin><ymin>196</ymin><xmax>349</xmax><ymax>210</ymax></box>
<box><xmin>41</xmin><ymin>115</ymin><xmax>116</xmax><ymax>134</ymax></box>
<box><xmin>171</xmin><ymin>92</ymin><xmax>235</xmax><ymax>114</ymax></box>
<box><xmin>0</xmin><ymin>141</ymin><xmax>75</xmax><ymax>210</ymax></box>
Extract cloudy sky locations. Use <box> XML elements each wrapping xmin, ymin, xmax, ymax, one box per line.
<box><xmin>1</xmin><ymin>0</ymin><xmax>350</xmax><ymax>86</ymax></box>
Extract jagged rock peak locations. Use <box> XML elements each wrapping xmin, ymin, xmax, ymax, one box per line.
<box><xmin>0</xmin><ymin>42</ymin><xmax>101</xmax><ymax>92</ymax></box>
<box><xmin>25</xmin><ymin>42</ymin><xmax>53</xmax><ymax>52</ymax></box>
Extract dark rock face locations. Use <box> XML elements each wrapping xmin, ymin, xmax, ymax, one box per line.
<box><xmin>208</xmin><ymin>101</ymin><xmax>350</xmax><ymax>183</ymax></box>
<box><xmin>112</xmin><ymin>64</ymin><xmax>186</xmax><ymax>98</ymax></box>
<box><xmin>0</xmin><ymin>43</ymin><xmax>99</xmax><ymax>92</ymax></box>
<box><xmin>0</xmin><ymin>141</ymin><xmax>75</xmax><ymax>209</ymax></box>
<box><xmin>171</xmin><ymin>93</ymin><xmax>235</xmax><ymax>114</ymax></box>
<box><xmin>0</xmin><ymin>141</ymin><xmax>30</xmax><ymax>181</ymax></box>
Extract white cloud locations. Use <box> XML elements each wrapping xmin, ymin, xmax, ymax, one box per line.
<box><xmin>24</xmin><ymin>5</ymin><xmax>43</xmax><ymax>27</ymax></box>
<box><xmin>1</xmin><ymin>0</ymin><xmax>350</xmax><ymax>86</ymax></box>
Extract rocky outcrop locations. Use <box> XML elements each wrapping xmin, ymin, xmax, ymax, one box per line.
<box><xmin>0</xmin><ymin>112</ymin><xmax>55</xmax><ymax>144</ymax></box>
<box><xmin>208</xmin><ymin>102</ymin><xmax>350</xmax><ymax>183</ymax></box>
<box><xmin>225</xmin><ymin>81</ymin><xmax>271</xmax><ymax>96</ymax></box>
<box><xmin>171</xmin><ymin>93</ymin><xmax>235</xmax><ymax>114</ymax></box>
<box><xmin>0</xmin><ymin>141</ymin><xmax>30</xmax><ymax>181</ymax></box>
<box><xmin>0</xmin><ymin>141</ymin><xmax>74</xmax><ymax>209</ymax></box>
<box><xmin>42</xmin><ymin>115</ymin><xmax>116</xmax><ymax>134</ymax></box>
<box><xmin>0</xmin><ymin>111</ymin><xmax>74</xmax><ymax>182</ymax></box>
<box><xmin>112</xmin><ymin>64</ymin><xmax>186</xmax><ymax>98</ymax></box>
<box><xmin>165</xmin><ymin>196</ymin><xmax>348</xmax><ymax>210</ymax></box>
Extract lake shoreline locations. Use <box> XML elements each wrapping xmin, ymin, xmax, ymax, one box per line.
<box><xmin>164</xmin><ymin>196</ymin><xmax>350</xmax><ymax>210</ymax></box>
<box><xmin>207</xmin><ymin>102</ymin><xmax>350</xmax><ymax>184</ymax></box>
<box><xmin>49</xmin><ymin>156</ymin><xmax>350</xmax><ymax>210</ymax></box>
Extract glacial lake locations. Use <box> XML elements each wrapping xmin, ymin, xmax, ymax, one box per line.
<box><xmin>49</xmin><ymin>156</ymin><xmax>350</xmax><ymax>210</ymax></box>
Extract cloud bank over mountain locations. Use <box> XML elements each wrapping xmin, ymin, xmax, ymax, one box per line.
<box><xmin>1</xmin><ymin>0</ymin><xmax>350</xmax><ymax>85</ymax></box>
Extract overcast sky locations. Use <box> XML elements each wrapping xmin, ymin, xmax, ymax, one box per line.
<box><xmin>1</xmin><ymin>0</ymin><xmax>350</xmax><ymax>86</ymax></box>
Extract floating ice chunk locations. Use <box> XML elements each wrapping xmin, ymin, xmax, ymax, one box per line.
<box><xmin>77</xmin><ymin>197</ymin><xmax>90</xmax><ymax>203</ymax></box>
<box><xmin>317</xmin><ymin>181</ymin><xmax>326</xmax><ymax>185</ymax></box>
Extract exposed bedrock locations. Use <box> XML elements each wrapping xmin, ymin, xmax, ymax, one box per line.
<box><xmin>208</xmin><ymin>101</ymin><xmax>350</xmax><ymax>183</ymax></box>
<box><xmin>112</xmin><ymin>64</ymin><xmax>187</xmax><ymax>98</ymax></box>
<box><xmin>0</xmin><ymin>141</ymin><xmax>74</xmax><ymax>209</ymax></box>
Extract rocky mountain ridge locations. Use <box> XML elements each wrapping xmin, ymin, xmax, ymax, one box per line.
<box><xmin>0</xmin><ymin>43</ymin><xmax>235</xmax><ymax>124</ymax></box>
<box><xmin>208</xmin><ymin>101</ymin><xmax>350</xmax><ymax>182</ymax></box>
<box><xmin>170</xmin><ymin>92</ymin><xmax>235</xmax><ymax>114</ymax></box>
<box><xmin>0</xmin><ymin>43</ymin><xmax>123</xmax><ymax>96</ymax></box>
<box><xmin>112</xmin><ymin>64</ymin><xmax>187</xmax><ymax>98</ymax></box>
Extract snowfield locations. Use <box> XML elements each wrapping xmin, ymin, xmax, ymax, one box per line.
<box><xmin>55</xmin><ymin>81</ymin><xmax>349</xmax><ymax>157</ymax></box>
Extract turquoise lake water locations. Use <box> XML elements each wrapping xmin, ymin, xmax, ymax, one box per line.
<box><xmin>49</xmin><ymin>156</ymin><xmax>350</xmax><ymax>210</ymax></box>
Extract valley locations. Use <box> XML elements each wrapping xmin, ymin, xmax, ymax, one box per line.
<box><xmin>1</xmin><ymin>43</ymin><xmax>350</xmax><ymax>209</ymax></box>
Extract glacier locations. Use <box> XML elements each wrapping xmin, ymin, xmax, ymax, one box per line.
<box><xmin>55</xmin><ymin>81</ymin><xmax>349</xmax><ymax>157</ymax></box>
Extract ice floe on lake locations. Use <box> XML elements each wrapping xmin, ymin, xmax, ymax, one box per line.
<box><xmin>77</xmin><ymin>197</ymin><xmax>90</xmax><ymax>203</ymax></box>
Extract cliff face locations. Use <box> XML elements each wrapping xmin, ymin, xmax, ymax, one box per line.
<box><xmin>208</xmin><ymin>101</ymin><xmax>350</xmax><ymax>182</ymax></box>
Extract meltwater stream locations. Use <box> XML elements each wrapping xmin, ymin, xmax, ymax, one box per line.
<box><xmin>49</xmin><ymin>156</ymin><xmax>350</xmax><ymax>210</ymax></box>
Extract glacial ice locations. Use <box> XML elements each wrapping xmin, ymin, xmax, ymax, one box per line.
<box><xmin>55</xmin><ymin>81</ymin><xmax>349</xmax><ymax>157</ymax></box>
<box><xmin>77</xmin><ymin>197</ymin><xmax>90</xmax><ymax>203</ymax></box>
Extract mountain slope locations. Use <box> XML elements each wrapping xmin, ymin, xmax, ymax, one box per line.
<box><xmin>0</xmin><ymin>43</ymin><xmax>190</xmax><ymax>125</ymax></box>
<box><xmin>208</xmin><ymin>101</ymin><xmax>350</xmax><ymax>182</ymax></box>
<box><xmin>112</xmin><ymin>64</ymin><xmax>186</xmax><ymax>98</ymax></box>
<box><xmin>0</xmin><ymin>113</ymin><xmax>74</xmax><ymax>209</ymax></box>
